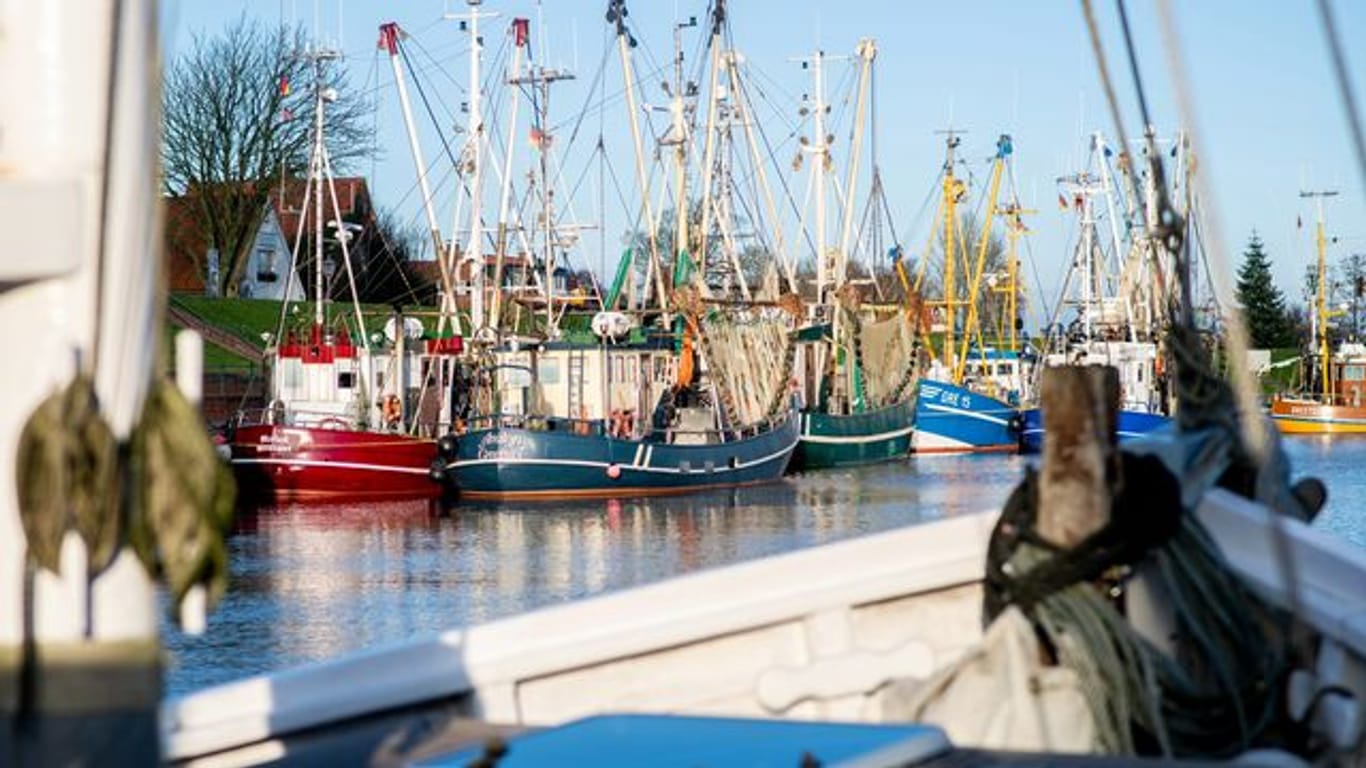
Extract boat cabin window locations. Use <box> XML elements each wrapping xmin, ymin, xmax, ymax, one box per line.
<box><xmin>1343</xmin><ymin>364</ymin><xmax>1365</xmax><ymax>381</ymax></box>
<box><xmin>338</xmin><ymin>371</ymin><xmax>354</xmax><ymax>389</ymax></box>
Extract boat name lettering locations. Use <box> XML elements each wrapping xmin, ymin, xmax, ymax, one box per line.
<box><xmin>477</xmin><ymin>431</ymin><xmax>534</xmax><ymax>461</ymax></box>
<box><xmin>256</xmin><ymin>430</ymin><xmax>309</xmax><ymax>453</ymax></box>
<box><xmin>935</xmin><ymin>389</ymin><xmax>970</xmax><ymax>409</ymax></box>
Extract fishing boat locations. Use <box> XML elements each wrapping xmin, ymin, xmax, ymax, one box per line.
<box><xmin>227</xmin><ymin>55</ymin><xmax>446</xmax><ymax>501</ymax></box>
<box><xmin>785</xmin><ymin>43</ymin><xmax>919</xmax><ymax>471</ymax></box>
<box><xmin>910</xmin><ymin>134</ymin><xmax>1033</xmax><ymax>455</ymax></box>
<box><xmin>417</xmin><ymin>1</ymin><xmax>799</xmax><ymax>500</ymax></box>
<box><xmin>1019</xmin><ymin>132</ymin><xmax>1171</xmax><ymax>454</ymax></box>
<box><xmin>1270</xmin><ymin>191</ymin><xmax>1366</xmax><ymax>434</ymax></box>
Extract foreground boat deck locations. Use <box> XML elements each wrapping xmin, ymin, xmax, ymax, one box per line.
<box><xmin>169</xmin><ymin>703</ymin><xmax>1217</xmax><ymax>767</ymax></box>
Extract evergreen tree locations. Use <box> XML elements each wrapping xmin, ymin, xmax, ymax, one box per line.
<box><xmin>1235</xmin><ymin>232</ymin><xmax>1294</xmax><ymax>348</ymax></box>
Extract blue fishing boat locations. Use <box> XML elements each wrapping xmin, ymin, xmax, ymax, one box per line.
<box><xmin>910</xmin><ymin>378</ymin><xmax>1019</xmax><ymax>454</ymax></box>
<box><xmin>446</xmin><ymin>408</ymin><xmax>799</xmax><ymax>500</ymax></box>
<box><xmin>905</xmin><ymin>134</ymin><xmax>1034</xmax><ymax>455</ymax></box>
<box><xmin>1022</xmin><ymin>133</ymin><xmax>1172</xmax><ymax>454</ymax></box>
<box><xmin>1019</xmin><ymin>404</ymin><xmax>1167</xmax><ymax>454</ymax></box>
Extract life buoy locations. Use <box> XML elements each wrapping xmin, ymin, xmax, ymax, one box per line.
<box><xmin>382</xmin><ymin>394</ymin><xmax>402</xmax><ymax>427</ymax></box>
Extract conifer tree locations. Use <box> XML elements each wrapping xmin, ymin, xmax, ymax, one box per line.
<box><xmin>1235</xmin><ymin>232</ymin><xmax>1294</xmax><ymax>348</ymax></box>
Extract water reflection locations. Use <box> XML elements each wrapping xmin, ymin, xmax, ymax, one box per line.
<box><xmin>164</xmin><ymin>455</ymin><xmax>1024</xmax><ymax>695</ymax></box>
<box><xmin>165</xmin><ymin>443</ymin><xmax>1364</xmax><ymax>697</ymax></box>
<box><xmin>1282</xmin><ymin>436</ymin><xmax>1366</xmax><ymax>549</ymax></box>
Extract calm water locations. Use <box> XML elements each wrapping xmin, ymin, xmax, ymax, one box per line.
<box><xmin>163</xmin><ymin>439</ymin><xmax>1365</xmax><ymax>697</ymax></box>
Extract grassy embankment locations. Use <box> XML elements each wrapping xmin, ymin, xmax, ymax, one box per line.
<box><xmin>166</xmin><ymin>295</ymin><xmax>422</xmax><ymax>370</ymax></box>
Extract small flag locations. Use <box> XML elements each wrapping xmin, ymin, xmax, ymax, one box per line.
<box><xmin>512</xmin><ymin>18</ymin><xmax>530</xmax><ymax>47</ymax></box>
<box><xmin>1058</xmin><ymin>194</ymin><xmax>1068</xmax><ymax>211</ymax></box>
<box><xmin>279</xmin><ymin>75</ymin><xmax>291</xmax><ymax>97</ymax></box>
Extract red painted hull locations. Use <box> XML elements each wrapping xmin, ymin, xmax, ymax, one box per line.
<box><xmin>229</xmin><ymin>424</ymin><xmax>443</xmax><ymax>502</ymax></box>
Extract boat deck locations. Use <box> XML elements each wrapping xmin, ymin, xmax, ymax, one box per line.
<box><xmin>169</xmin><ymin>701</ymin><xmax>1216</xmax><ymax>767</ymax></box>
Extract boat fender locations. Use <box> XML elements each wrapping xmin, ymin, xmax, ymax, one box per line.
<box><xmin>606</xmin><ymin>463</ymin><xmax>622</xmax><ymax>480</ymax></box>
<box><xmin>437</xmin><ymin>434</ymin><xmax>459</xmax><ymax>459</ymax></box>
<box><xmin>382</xmin><ymin>394</ymin><xmax>402</xmax><ymax>428</ymax></box>
<box><xmin>428</xmin><ymin>458</ymin><xmax>448</xmax><ymax>483</ymax></box>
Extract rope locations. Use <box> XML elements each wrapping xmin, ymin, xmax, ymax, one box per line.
<box><xmin>15</xmin><ymin>375</ymin><xmax>235</xmax><ymax>622</ymax></box>
<box><xmin>985</xmin><ymin>455</ymin><xmax>1290</xmax><ymax>757</ymax></box>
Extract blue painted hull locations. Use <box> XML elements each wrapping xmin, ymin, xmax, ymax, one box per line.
<box><xmin>446</xmin><ymin>412</ymin><xmax>800</xmax><ymax>500</ymax></box>
<box><xmin>910</xmin><ymin>380</ymin><xmax>1018</xmax><ymax>455</ymax></box>
<box><xmin>1018</xmin><ymin>407</ymin><xmax>1169</xmax><ymax>454</ymax></box>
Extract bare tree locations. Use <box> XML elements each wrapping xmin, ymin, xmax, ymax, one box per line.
<box><xmin>162</xmin><ymin>16</ymin><xmax>373</xmax><ymax>297</ymax></box>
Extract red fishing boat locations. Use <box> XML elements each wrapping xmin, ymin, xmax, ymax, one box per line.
<box><xmin>227</xmin><ymin>62</ymin><xmax>453</xmax><ymax>502</ymax></box>
<box><xmin>228</xmin><ymin>325</ymin><xmax>451</xmax><ymax>502</ymax></box>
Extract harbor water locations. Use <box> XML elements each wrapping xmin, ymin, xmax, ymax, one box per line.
<box><xmin>164</xmin><ymin>437</ymin><xmax>1366</xmax><ymax>697</ymax></box>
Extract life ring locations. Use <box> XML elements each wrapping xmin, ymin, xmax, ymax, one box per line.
<box><xmin>382</xmin><ymin>394</ymin><xmax>402</xmax><ymax>427</ymax></box>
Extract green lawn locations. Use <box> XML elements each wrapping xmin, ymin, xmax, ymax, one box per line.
<box><xmin>171</xmin><ymin>294</ymin><xmax>429</xmax><ymax>346</ymax></box>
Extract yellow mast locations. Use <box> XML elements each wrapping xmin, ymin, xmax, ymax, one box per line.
<box><xmin>937</xmin><ymin>132</ymin><xmax>965</xmax><ymax>370</ymax></box>
<box><xmin>1302</xmin><ymin>190</ymin><xmax>1337</xmax><ymax>400</ymax></box>
<box><xmin>953</xmin><ymin>136</ymin><xmax>1010</xmax><ymax>383</ymax></box>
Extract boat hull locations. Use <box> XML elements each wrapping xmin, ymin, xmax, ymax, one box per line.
<box><xmin>910</xmin><ymin>380</ymin><xmax>1017</xmax><ymax>455</ymax></box>
<box><xmin>229</xmin><ymin>424</ymin><xmax>442</xmax><ymax>501</ymax></box>
<box><xmin>1018</xmin><ymin>407</ymin><xmax>1170</xmax><ymax>454</ymax></box>
<box><xmin>790</xmin><ymin>400</ymin><xmax>914</xmax><ymax>470</ymax></box>
<box><xmin>446</xmin><ymin>413</ymin><xmax>800</xmax><ymax>500</ymax></box>
<box><xmin>1270</xmin><ymin>398</ymin><xmax>1366</xmax><ymax>434</ymax></box>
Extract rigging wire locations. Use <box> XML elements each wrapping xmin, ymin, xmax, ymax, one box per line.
<box><xmin>1313</xmin><ymin>0</ymin><xmax>1366</xmax><ymax>197</ymax></box>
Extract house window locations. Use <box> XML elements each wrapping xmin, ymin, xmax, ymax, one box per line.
<box><xmin>256</xmin><ymin>249</ymin><xmax>279</xmax><ymax>282</ymax></box>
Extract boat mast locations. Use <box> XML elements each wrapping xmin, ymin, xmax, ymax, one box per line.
<box><xmin>607</xmin><ymin>0</ymin><xmax>666</xmax><ymax>312</ymax></box>
<box><xmin>952</xmin><ymin>135</ymin><xmax>1008</xmax><ymax>384</ymax></box>
<box><xmin>804</xmin><ymin>50</ymin><xmax>830</xmax><ymax>311</ymax></box>
<box><xmin>1303</xmin><ymin>189</ymin><xmax>1338</xmax><ymax>399</ymax></box>
<box><xmin>378</xmin><ymin>23</ymin><xmax>461</xmax><ymax>335</ymax></box>
<box><xmin>936</xmin><ymin>130</ymin><xmax>965</xmax><ymax>369</ymax></box>
<box><xmin>837</xmin><ymin>39</ymin><xmax>877</xmax><ymax>289</ymax></box>
<box><xmin>727</xmin><ymin>51</ymin><xmax>798</xmax><ymax>293</ymax></box>
<box><xmin>491</xmin><ymin>18</ymin><xmax>528</xmax><ymax>331</ymax></box>
<box><xmin>309</xmin><ymin>52</ymin><xmax>335</xmax><ymax>328</ymax></box>
<box><xmin>452</xmin><ymin>0</ymin><xmax>497</xmax><ymax>332</ymax></box>
<box><xmin>694</xmin><ymin>3</ymin><xmax>724</xmax><ymax>293</ymax></box>
<box><xmin>668</xmin><ymin>14</ymin><xmax>697</xmax><ymax>292</ymax></box>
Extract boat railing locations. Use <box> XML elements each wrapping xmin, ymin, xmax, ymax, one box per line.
<box><xmin>232</xmin><ymin>403</ymin><xmax>361</xmax><ymax>431</ymax></box>
<box><xmin>458</xmin><ymin>409</ymin><xmax>794</xmax><ymax>444</ymax></box>
<box><xmin>1275</xmin><ymin>391</ymin><xmax>1366</xmax><ymax>408</ymax></box>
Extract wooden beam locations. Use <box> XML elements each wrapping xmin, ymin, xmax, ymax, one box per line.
<box><xmin>1037</xmin><ymin>366</ymin><xmax>1120</xmax><ymax>548</ymax></box>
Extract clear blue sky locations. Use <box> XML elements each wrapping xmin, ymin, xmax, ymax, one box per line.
<box><xmin>161</xmin><ymin>1</ymin><xmax>1365</xmax><ymax>319</ymax></box>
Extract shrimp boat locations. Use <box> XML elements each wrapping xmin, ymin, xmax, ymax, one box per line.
<box><xmin>401</xmin><ymin>2</ymin><xmax>799</xmax><ymax>500</ymax></box>
<box><xmin>227</xmin><ymin>57</ymin><xmax>446</xmax><ymax>501</ymax></box>
<box><xmin>1020</xmin><ymin>132</ymin><xmax>1171</xmax><ymax>454</ymax></box>
<box><xmin>1270</xmin><ymin>192</ymin><xmax>1366</xmax><ymax>434</ymax></box>
<box><xmin>786</xmin><ymin>44</ymin><xmax>918</xmax><ymax>471</ymax></box>
<box><xmin>910</xmin><ymin>134</ymin><xmax>1033</xmax><ymax>455</ymax></box>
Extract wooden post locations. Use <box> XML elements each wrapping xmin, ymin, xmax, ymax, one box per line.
<box><xmin>1037</xmin><ymin>366</ymin><xmax>1121</xmax><ymax>547</ymax></box>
